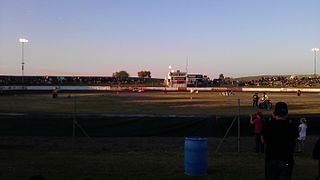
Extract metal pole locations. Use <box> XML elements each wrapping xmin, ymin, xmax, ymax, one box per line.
<box><xmin>237</xmin><ymin>98</ymin><xmax>240</xmax><ymax>153</ymax></box>
<box><xmin>312</xmin><ymin>48</ymin><xmax>319</xmax><ymax>76</ymax></box>
<box><xmin>315</xmin><ymin>50</ymin><xmax>317</xmax><ymax>76</ymax></box>
<box><xmin>186</xmin><ymin>56</ymin><xmax>189</xmax><ymax>74</ymax></box>
<box><xmin>21</xmin><ymin>42</ymin><xmax>25</xmax><ymax>84</ymax></box>
<box><xmin>215</xmin><ymin>116</ymin><xmax>237</xmax><ymax>152</ymax></box>
<box><xmin>72</xmin><ymin>96</ymin><xmax>76</xmax><ymax>151</ymax></box>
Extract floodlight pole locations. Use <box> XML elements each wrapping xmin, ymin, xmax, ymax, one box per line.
<box><xmin>19</xmin><ymin>38</ymin><xmax>28</xmax><ymax>84</ymax></box>
<box><xmin>312</xmin><ymin>48</ymin><xmax>319</xmax><ymax>76</ymax></box>
<box><xmin>21</xmin><ymin>42</ymin><xmax>25</xmax><ymax>83</ymax></box>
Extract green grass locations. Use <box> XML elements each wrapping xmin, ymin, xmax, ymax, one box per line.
<box><xmin>1</xmin><ymin>92</ymin><xmax>320</xmax><ymax>116</ymax></box>
<box><xmin>0</xmin><ymin>146</ymin><xmax>317</xmax><ymax>180</ymax></box>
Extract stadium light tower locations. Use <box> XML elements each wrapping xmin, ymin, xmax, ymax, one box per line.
<box><xmin>312</xmin><ymin>48</ymin><xmax>319</xmax><ymax>76</ymax></box>
<box><xmin>19</xmin><ymin>38</ymin><xmax>28</xmax><ymax>84</ymax></box>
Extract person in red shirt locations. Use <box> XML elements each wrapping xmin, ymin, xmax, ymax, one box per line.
<box><xmin>250</xmin><ymin>112</ymin><xmax>264</xmax><ymax>153</ymax></box>
<box><xmin>297</xmin><ymin>89</ymin><xmax>301</xmax><ymax>96</ymax></box>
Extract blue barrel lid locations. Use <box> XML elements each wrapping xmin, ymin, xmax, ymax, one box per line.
<box><xmin>185</xmin><ymin>137</ymin><xmax>207</xmax><ymax>141</ymax></box>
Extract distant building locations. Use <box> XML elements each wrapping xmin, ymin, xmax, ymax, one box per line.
<box><xmin>187</xmin><ymin>74</ymin><xmax>204</xmax><ymax>87</ymax></box>
<box><xmin>164</xmin><ymin>70</ymin><xmax>187</xmax><ymax>88</ymax></box>
<box><xmin>164</xmin><ymin>70</ymin><xmax>209</xmax><ymax>88</ymax></box>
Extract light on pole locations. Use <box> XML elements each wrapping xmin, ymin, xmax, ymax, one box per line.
<box><xmin>19</xmin><ymin>38</ymin><xmax>29</xmax><ymax>84</ymax></box>
<box><xmin>312</xmin><ymin>48</ymin><xmax>319</xmax><ymax>76</ymax></box>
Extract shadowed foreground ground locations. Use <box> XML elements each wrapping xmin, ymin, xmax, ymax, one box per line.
<box><xmin>0</xmin><ymin>136</ymin><xmax>318</xmax><ymax>180</ymax></box>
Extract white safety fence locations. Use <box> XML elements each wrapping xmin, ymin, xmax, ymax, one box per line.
<box><xmin>1</xmin><ymin>86</ymin><xmax>320</xmax><ymax>93</ymax></box>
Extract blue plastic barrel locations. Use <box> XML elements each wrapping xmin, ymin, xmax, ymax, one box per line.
<box><xmin>184</xmin><ymin>137</ymin><xmax>208</xmax><ymax>176</ymax></box>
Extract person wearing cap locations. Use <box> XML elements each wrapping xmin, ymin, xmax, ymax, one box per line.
<box><xmin>261</xmin><ymin>102</ymin><xmax>299</xmax><ymax>180</ymax></box>
<box><xmin>252</xmin><ymin>93</ymin><xmax>259</xmax><ymax>108</ymax></box>
<box><xmin>250</xmin><ymin>112</ymin><xmax>264</xmax><ymax>153</ymax></box>
<box><xmin>296</xmin><ymin>118</ymin><xmax>307</xmax><ymax>153</ymax></box>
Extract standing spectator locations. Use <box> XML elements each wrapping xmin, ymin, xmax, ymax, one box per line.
<box><xmin>296</xmin><ymin>118</ymin><xmax>307</xmax><ymax>153</ymax></box>
<box><xmin>262</xmin><ymin>92</ymin><xmax>269</xmax><ymax>102</ymax></box>
<box><xmin>261</xmin><ymin>102</ymin><xmax>299</xmax><ymax>180</ymax></box>
<box><xmin>313</xmin><ymin>138</ymin><xmax>320</xmax><ymax>180</ymax></box>
<box><xmin>250</xmin><ymin>112</ymin><xmax>264</xmax><ymax>153</ymax></box>
<box><xmin>52</xmin><ymin>87</ymin><xmax>59</xmax><ymax>98</ymax></box>
<box><xmin>297</xmin><ymin>89</ymin><xmax>301</xmax><ymax>96</ymax></box>
<box><xmin>261</xmin><ymin>92</ymin><xmax>270</xmax><ymax>110</ymax></box>
<box><xmin>253</xmin><ymin>93</ymin><xmax>259</xmax><ymax>108</ymax></box>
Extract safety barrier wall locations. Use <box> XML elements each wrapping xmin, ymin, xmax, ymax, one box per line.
<box><xmin>0</xmin><ymin>85</ymin><xmax>111</xmax><ymax>91</ymax></box>
<box><xmin>1</xmin><ymin>86</ymin><xmax>320</xmax><ymax>92</ymax></box>
<box><xmin>0</xmin><ymin>86</ymin><xmax>180</xmax><ymax>91</ymax></box>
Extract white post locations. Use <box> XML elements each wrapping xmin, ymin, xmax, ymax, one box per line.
<box><xmin>19</xmin><ymin>38</ymin><xmax>28</xmax><ymax>84</ymax></box>
<box><xmin>312</xmin><ymin>48</ymin><xmax>319</xmax><ymax>76</ymax></box>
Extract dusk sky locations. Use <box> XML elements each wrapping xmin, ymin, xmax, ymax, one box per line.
<box><xmin>1</xmin><ymin>0</ymin><xmax>319</xmax><ymax>78</ymax></box>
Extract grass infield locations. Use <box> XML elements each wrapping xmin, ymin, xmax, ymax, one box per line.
<box><xmin>1</xmin><ymin>91</ymin><xmax>320</xmax><ymax>116</ymax></box>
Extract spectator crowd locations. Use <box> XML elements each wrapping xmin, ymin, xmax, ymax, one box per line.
<box><xmin>1</xmin><ymin>75</ymin><xmax>320</xmax><ymax>87</ymax></box>
<box><xmin>0</xmin><ymin>75</ymin><xmax>163</xmax><ymax>86</ymax></box>
<box><xmin>237</xmin><ymin>75</ymin><xmax>320</xmax><ymax>87</ymax></box>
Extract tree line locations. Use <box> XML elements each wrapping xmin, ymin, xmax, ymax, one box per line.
<box><xmin>112</xmin><ymin>70</ymin><xmax>151</xmax><ymax>80</ymax></box>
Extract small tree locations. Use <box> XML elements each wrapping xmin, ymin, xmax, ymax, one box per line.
<box><xmin>137</xmin><ymin>71</ymin><xmax>151</xmax><ymax>78</ymax></box>
<box><xmin>219</xmin><ymin>73</ymin><xmax>225</xmax><ymax>80</ymax></box>
<box><xmin>112</xmin><ymin>71</ymin><xmax>129</xmax><ymax>80</ymax></box>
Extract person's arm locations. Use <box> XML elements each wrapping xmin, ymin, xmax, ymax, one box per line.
<box><xmin>249</xmin><ymin>114</ymin><xmax>254</xmax><ymax>124</ymax></box>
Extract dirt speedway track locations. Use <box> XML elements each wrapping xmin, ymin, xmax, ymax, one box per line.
<box><xmin>0</xmin><ymin>91</ymin><xmax>319</xmax><ymax>137</ymax></box>
<box><xmin>0</xmin><ymin>91</ymin><xmax>319</xmax><ymax>115</ymax></box>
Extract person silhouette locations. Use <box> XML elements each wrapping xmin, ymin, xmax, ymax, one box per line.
<box><xmin>261</xmin><ymin>102</ymin><xmax>299</xmax><ymax>180</ymax></box>
<box><xmin>313</xmin><ymin>138</ymin><xmax>320</xmax><ymax>180</ymax></box>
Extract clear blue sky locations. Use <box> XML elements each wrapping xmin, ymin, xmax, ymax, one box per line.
<box><xmin>1</xmin><ymin>0</ymin><xmax>319</xmax><ymax>78</ymax></box>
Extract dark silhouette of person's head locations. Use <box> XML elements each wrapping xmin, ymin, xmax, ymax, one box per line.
<box><xmin>29</xmin><ymin>175</ymin><xmax>45</xmax><ymax>180</ymax></box>
<box><xmin>274</xmin><ymin>102</ymin><xmax>288</xmax><ymax>117</ymax></box>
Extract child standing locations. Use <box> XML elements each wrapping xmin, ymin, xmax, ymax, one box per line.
<box><xmin>296</xmin><ymin>118</ymin><xmax>307</xmax><ymax>152</ymax></box>
<box><xmin>250</xmin><ymin>112</ymin><xmax>264</xmax><ymax>153</ymax></box>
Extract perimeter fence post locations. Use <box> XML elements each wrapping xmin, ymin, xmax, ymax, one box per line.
<box><xmin>72</xmin><ymin>96</ymin><xmax>76</xmax><ymax>152</ymax></box>
<box><xmin>71</xmin><ymin>95</ymin><xmax>94</xmax><ymax>152</ymax></box>
<box><xmin>215</xmin><ymin>98</ymin><xmax>241</xmax><ymax>153</ymax></box>
<box><xmin>215</xmin><ymin>116</ymin><xmax>237</xmax><ymax>153</ymax></box>
<box><xmin>237</xmin><ymin>98</ymin><xmax>240</xmax><ymax>153</ymax></box>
